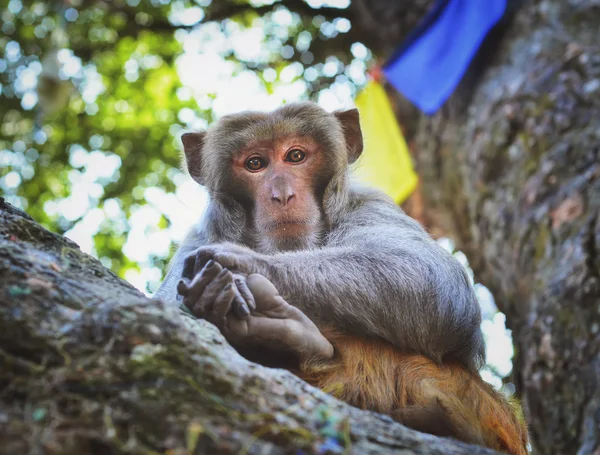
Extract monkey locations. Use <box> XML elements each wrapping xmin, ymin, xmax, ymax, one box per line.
<box><xmin>156</xmin><ymin>103</ymin><xmax>483</xmax><ymax>371</ymax></box>
<box><xmin>176</xmin><ymin>267</ymin><xmax>528</xmax><ymax>455</ymax></box>
<box><xmin>155</xmin><ymin>102</ymin><xmax>528</xmax><ymax>454</ymax></box>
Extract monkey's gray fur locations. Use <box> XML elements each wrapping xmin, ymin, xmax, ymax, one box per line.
<box><xmin>155</xmin><ymin>102</ymin><xmax>485</xmax><ymax>372</ymax></box>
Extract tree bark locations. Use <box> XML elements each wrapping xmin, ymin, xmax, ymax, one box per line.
<box><xmin>353</xmin><ymin>1</ymin><xmax>600</xmax><ymax>454</ymax></box>
<box><xmin>0</xmin><ymin>197</ymin><xmax>501</xmax><ymax>454</ymax></box>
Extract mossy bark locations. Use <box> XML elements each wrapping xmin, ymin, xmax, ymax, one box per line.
<box><xmin>368</xmin><ymin>1</ymin><xmax>600</xmax><ymax>454</ymax></box>
<box><xmin>0</xmin><ymin>198</ymin><xmax>500</xmax><ymax>454</ymax></box>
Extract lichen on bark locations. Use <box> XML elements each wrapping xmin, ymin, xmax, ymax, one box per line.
<box><xmin>383</xmin><ymin>1</ymin><xmax>600</xmax><ymax>454</ymax></box>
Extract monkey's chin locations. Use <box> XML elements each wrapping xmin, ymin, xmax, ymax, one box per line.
<box><xmin>259</xmin><ymin>223</ymin><xmax>320</xmax><ymax>253</ymax></box>
<box><xmin>271</xmin><ymin>235</ymin><xmax>314</xmax><ymax>252</ymax></box>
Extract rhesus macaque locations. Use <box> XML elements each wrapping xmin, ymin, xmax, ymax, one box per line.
<box><xmin>156</xmin><ymin>103</ymin><xmax>528</xmax><ymax>454</ymax></box>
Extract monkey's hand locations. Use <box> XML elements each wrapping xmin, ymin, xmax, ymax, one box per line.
<box><xmin>183</xmin><ymin>243</ymin><xmax>270</xmax><ymax>279</ymax></box>
<box><xmin>179</xmin><ymin>269</ymin><xmax>334</xmax><ymax>363</ymax></box>
<box><xmin>178</xmin><ymin>259</ymin><xmax>256</xmax><ymax>320</ymax></box>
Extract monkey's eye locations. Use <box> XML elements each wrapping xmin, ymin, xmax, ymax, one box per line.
<box><xmin>285</xmin><ymin>149</ymin><xmax>306</xmax><ymax>163</ymax></box>
<box><xmin>245</xmin><ymin>156</ymin><xmax>267</xmax><ymax>172</ymax></box>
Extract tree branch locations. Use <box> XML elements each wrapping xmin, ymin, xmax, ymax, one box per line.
<box><xmin>0</xmin><ymin>197</ymin><xmax>501</xmax><ymax>455</ymax></box>
<box><xmin>113</xmin><ymin>0</ymin><xmax>354</xmax><ymax>34</ymax></box>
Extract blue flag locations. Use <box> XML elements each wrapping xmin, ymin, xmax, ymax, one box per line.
<box><xmin>383</xmin><ymin>0</ymin><xmax>507</xmax><ymax>115</ymax></box>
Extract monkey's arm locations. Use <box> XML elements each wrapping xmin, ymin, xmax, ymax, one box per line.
<box><xmin>273</xmin><ymin>252</ymin><xmax>483</xmax><ymax>370</ymax></box>
<box><xmin>280</xmin><ymin>202</ymin><xmax>484</xmax><ymax>371</ymax></box>
<box><xmin>191</xmin><ymin>197</ymin><xmax>485</xmax><ymax>372</ymax></box>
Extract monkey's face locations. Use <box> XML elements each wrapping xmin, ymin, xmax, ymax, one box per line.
<box><xmin>180</xmin><ymin>102</ymin><xmax>363</xmax><ymax>252</ymax></box>
<box><xmin>231</xmin><ymin>134</ymin><xmax>332</xmax><ymax>252</ymax></box>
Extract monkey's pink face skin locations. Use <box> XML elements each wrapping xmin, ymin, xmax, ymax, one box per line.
<box><xmin>232</xmin><ymin>135</ymin><xmax>327</xmax><ymax>241</ymax></box>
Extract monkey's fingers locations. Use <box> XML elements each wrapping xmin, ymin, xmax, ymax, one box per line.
<box><xmin>230</xmin><ymin>284</ymin><xmax>250</xmax><ymax>319</ymax></box>
<box><xmin>177</xmin><ymin>278</ymin><xmax>191</xmax><ymax>296</ymax></box>
<box><xmin>234</xmin><ymin>276</ymin><xmax>256</xmax><ymax>313</ymax></box>
<box><xmin>212</xmin><ymin>283</ymin><xmax>238</xmax><ymax>334</ymax></box>
<box><xmin>194</xmin><ymin>248</ymin><xmax>218</xmax><ymax>276</ymax></box>
<box><xmin>182</xmin><ymin>253</ymin><xmax>198</xmax><ymax>280</ymax></box>
<box><xmin>193</xmin><ymin>268</ymin><xmax>233</xmax><ymax>318</ymax></box>
<box><xmin>183</xmin><ymin>260</ymin><xmax>222</xmax><ymax>306</ymax></box>
<box><xmin>180</xmin><ymin>258</ymin><xmax>216</xmax><ymax>294</ymax></box>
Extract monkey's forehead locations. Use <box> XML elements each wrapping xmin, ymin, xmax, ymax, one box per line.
<box><xmin>207</xmin><ymin>102</ymin><xmax>344</xmax><ymax>153</ymax></box>
<box><xmin>217</xmin><ymin>102</ymin><xmax>328</xmax><ymax>124</ymax></box>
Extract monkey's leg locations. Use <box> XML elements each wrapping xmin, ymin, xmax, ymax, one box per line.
<box><xmin>298</xmin><ymin>331</ymin><xmax>528</xmax><ymax>455</ymax></box>
<box><xmin>297</xmin><ymin>328</ymin><xmax>406</xmax><ymax>414</ymax></box>
<box><xmin>391</xmin><ymin>403</ymin><xmax>484</xmax><ymax>446</ymax></box>
<box><xmin>391</xmin><ymin>404</ymin><xmax>466</xmax><ymax>439</ymax></box>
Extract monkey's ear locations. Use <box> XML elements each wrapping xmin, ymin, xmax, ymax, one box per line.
<box><xmin>181</xmin><ymin>132</ymin><xmax>206</xmax><ymax>185</ymax></box>
<box><xmin>334</xmin><ymin>108</ymin><xmax>363</xmax><ymax>164</ymax></box>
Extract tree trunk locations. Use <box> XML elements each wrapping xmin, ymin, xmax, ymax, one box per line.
<box><xmin>0</xmin><ymin>197</ymin><xmax>501</xmax><ymax>454</ymax></box>
<box><xmin>354</xmin><ymin>1</ymin><xmax>600</xmax><ymax>454</ymax></box>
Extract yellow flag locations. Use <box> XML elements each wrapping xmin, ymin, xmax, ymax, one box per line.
<box><xmin>352</xmin><ymin>80</ymin><xmax>418</xmax><ymax>205</ymax></box>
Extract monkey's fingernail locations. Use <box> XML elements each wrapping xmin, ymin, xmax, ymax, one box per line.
<box><xmin>238</xmin><ymin>304</ymin><xmax>250</xmax><ymax>317</ymax></box>
<box><xmin>224</xmin><ymin>282</ymin><xmax>233</xmax><ymax>290</ymax></box>
<box><xmin>206</xmin><ymin>259</ymin><xmax>214</xmax><ymax>267</ymax></box>
<box><xmin>177</xmin><ymin>280</ymin><xmax>188</xmax><ymax>294</ymax></box>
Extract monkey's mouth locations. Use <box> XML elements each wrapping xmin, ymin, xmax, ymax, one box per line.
<box><xmin>265</xmin><ymin>219</ymin><xmax>313</xmax><ymax>232</ymax></box>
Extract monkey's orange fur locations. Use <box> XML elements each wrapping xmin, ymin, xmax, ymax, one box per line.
<box><xmin>299</xmin><ymin>328</ymin><xmax>528</xmax><ymax>455</ymax></box>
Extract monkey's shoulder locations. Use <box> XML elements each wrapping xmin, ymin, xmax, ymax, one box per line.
<box><xmin>345</xmin><ymin>186</ymin><xmax>422</xmax><ymax>231</ymax></box>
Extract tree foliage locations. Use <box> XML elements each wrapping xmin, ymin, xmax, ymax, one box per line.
<box><xmin>0</xmin><ymin>0</ymin><xmax>371</xmax><ymax>293</ymax></box>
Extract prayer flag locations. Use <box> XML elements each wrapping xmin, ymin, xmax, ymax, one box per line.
<box><xmin>353</xmin><ymin>80</ymin><xmax>418</xmax><ymax>204</ymax></box>
<box><xmin>383</xmin><ymin>0</ymin><xmax>507</xmax><ymax>114</ymax></box>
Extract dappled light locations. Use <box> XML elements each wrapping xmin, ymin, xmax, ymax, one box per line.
<box><xmin>2</xmin><ymin>0</ymin><xmax>522</xmax><ymax>426</ymax></box>
<box><xmin>5</xmin><ymin>1</ymin><xmax>599</xmax><ymax>454</ymax></box>
<box><xmin>1</xmin><ymin>0</ymin><xmax>372</xmax><ymax>294</ymax></box>
<box><xmin>3</xmin><ymin>1</ymin><xmax>598</xmax><ymax>453</ymax></box>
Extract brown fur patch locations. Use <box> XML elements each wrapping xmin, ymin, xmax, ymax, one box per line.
<box><xmin>299</xmin><ymin>328</ymin><xmax>528</xmax><ymax>455</ymax></box>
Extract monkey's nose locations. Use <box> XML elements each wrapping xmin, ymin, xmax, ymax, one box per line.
<box><xmin>271</xmin><ymin>192</ymin><xmax>295</xmax><ymax>207</ymax></box>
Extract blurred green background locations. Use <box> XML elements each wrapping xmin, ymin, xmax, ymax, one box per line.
<box><xmin>0</xmin><ymin>0</ymin><xmax>514</xmax><ymax>389</ymax></box>
<box><xmin>0</xmin><ymin>0</ymin><xmax>371</xmax><ymax>292</ymax></box>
